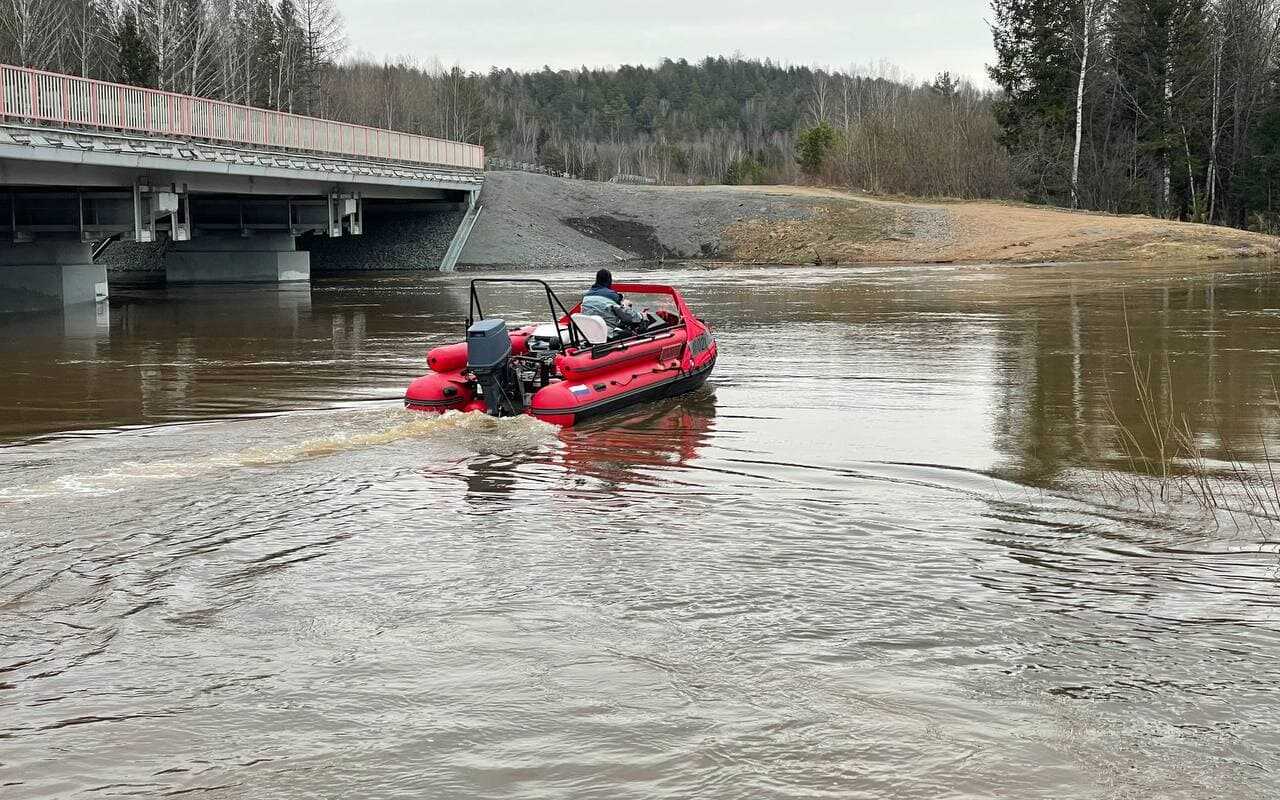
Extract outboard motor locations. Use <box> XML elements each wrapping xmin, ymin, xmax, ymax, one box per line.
<box><xmin>466</xmin><ymin>319</ymin><xmax>524</xmax><ymax>416</ymax></box>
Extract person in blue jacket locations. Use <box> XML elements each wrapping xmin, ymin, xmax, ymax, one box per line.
<box><xmin>580</xmin><ymin>269</ymin><xmax>643</xmax><ymax>337</ymax></box>
<box><xmin>585</xmin><ymin>269</ymin><xmax>624</xmax><ymax>303</ymax></box>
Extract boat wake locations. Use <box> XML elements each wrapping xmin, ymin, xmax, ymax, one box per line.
<box><xmin>240</xmin><ymin>409</ymin><xmax>556</xmax><ymax>465</ymax></box>
<box><xmin>0</xmin><ymin>408</ymin><xmax>558</xmax><ymax>503</ymax></box>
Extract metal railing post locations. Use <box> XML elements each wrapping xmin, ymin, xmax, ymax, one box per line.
<box><xmin>28</xmin><ymin>70</ymin><xmax>39</xmax><ymax>119</ymax></box>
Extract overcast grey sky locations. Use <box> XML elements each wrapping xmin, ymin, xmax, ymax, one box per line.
<box><xmin>332</xmin><ymin>0</ymin><xmax>996</xmax><ymax>85</ymax></box>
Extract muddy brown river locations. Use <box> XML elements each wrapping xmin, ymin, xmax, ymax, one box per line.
<box><xmin>2</xmin><ymin>262</ymin><xmax>1279</xmax><ymax>798</ymax></box>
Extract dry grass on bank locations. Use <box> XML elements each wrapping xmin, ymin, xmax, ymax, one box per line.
<box><xmin>723</xmin><ymin>204</ymin><xmax>898</xmax><ymax>265</ymax></box>
<box><xmin>717</xmin><ymin>186</ymin><xmax>1280</xmax><ymax>265</ymax></box>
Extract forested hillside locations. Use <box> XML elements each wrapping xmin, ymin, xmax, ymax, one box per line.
<box><xmin>0</xmin><ymin>1</ymin><xmax>1005</xmax><ymax>194</ymax></box>
<box><xmin>327</xmin><ymin>58</ymin><xmax>1011</xmax><ymax>196</ymax></box>
<box><xmin>8</xmin><ymin>1</ymin><xmax>1280</xmax><ymax>232</ymax></box>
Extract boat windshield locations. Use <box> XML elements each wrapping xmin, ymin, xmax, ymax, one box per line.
<box><xmin>621</xmin><ymin>291</ymin><xmax>682</xmax><ymax>325</ymax></box>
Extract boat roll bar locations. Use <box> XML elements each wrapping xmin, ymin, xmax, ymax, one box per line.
<box><xmin>466</xmin><ymin>278</ymin><xmax>586</xmax><ymax>351</ymax></box>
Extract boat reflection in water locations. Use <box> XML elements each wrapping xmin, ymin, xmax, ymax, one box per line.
<box><xmin>556</xmin><ymin>388</ymin><xmax>717</xmax><ymax>484</ymax></box>
<box><xmin>430</xmin><ymin>389</ymin><xmax>718</xmax><ymax>503</ymax></box>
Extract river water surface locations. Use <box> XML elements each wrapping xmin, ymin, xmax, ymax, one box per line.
<box><xmin>2</xmin><ymin>263</ymin><xmax>1279</xmax><ymax>798</ymax></box>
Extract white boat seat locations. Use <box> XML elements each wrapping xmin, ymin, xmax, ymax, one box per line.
<box><xmin>570</xmin><ymin>313</ymin><xmax>609</xmax><ymax>344</ymax></box>
<box><xmin>530</xmin><ymin>323</ymin><xmax>571</xmax><ymax>342</ymax></box>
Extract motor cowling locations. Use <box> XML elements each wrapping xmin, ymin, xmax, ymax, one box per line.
<box><xmin>467</xmin><ymin>319</ymin><xmax>524</xmax><ymax>416</ymax></box>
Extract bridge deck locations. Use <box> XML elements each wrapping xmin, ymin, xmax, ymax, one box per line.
<box><xmin>0</xmin><ymin>64</ymin><xmax>483</xmax><ymax>172</ymax></box>
<box><xmin>0</xmin><ymin>124</ymin><xmax>482</xmax><ymax>197</ymax></box>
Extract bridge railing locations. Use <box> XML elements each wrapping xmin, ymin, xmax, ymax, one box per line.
<box><xmin>0</xmin><ymin>64</ymin><xmax>484</xmax><ymax>171</ymax></box>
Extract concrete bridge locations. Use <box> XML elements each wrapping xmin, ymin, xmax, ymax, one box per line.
<box><xmin>0</xmin><ymin>64</ymin><xmax>484</xmax><ymax>313</ymax></box>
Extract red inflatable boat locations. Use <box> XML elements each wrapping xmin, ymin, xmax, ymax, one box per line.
<box><xmin>404</xmin><ymin>279</ymin><xmax>717</xmax><ymax>426</ymax></box>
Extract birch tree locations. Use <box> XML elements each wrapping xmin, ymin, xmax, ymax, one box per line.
<box><xmin>1208</xmin><ymin>14</ymin><xmax>1223</xmax><ymax>220</ymax></box>
<box><xmin>127</xmin><ymin>0</ymin><xmax>197</xmax><ymax>92</ymax></box>
<box><xmin>60</xmin><ymin>0</ymin><xmax>116</xmax><ymax>78</ymax></box>
<box><xmin>0</xmin><ymin>0</ymin><xmax>65</xmax><ymax>68</ymax></box>
<box><xmin>1215</xmin><ymin>0</ymin><xmax>1280</xmax><ymax>225</ymax></box>
<box><xmin>1073</xmin><ymin>0</ymin><xmax>1104</xmax><ymax>208</ymax></box>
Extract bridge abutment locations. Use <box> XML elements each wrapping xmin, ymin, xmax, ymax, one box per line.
<box><xmin>0</xmin><ymin>242</ymin><xmax>108</xmax><ymax>313</ymax></box>
<box><xmin>165</xmin><ymin>234</ymin><xmax>310</xmax><ymax>285</ymax></box>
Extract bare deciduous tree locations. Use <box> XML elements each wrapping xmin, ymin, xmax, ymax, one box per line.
<box><xmin>295</xmin><ymin>0</ymin><xmax>342</xmax><ymax>114</ymax></box>
<box><xmin>0</xmin><ymin>0</ymin><xmax>65</xmax><ymax>68</ymax></box>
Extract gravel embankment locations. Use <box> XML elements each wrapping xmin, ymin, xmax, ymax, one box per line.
<box><xmin>458</xmin><ymin>171</ymin><xmax>818</xmax><ymax>267</ymax></box>
<box><xmin>98</xmin><ymin>241</ymin><xmax>168</xmax><ymax>273</ymax></box>
<box><xmin>304</xmin><ymin>206</ymin><xmax>463</xmax><ymax>272</ymax></box>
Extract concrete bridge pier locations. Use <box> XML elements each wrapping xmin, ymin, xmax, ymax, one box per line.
<box><xmin>0</xmin><ymin>242</ymin><xmax>107</xmax><ymax>314</ymax></box>
<box><xmin>165</xmin><ymin>234</ymin><xmax>310</xmax><ymax>285</ymax></box>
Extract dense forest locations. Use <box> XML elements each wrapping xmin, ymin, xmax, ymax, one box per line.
<box><xmin>990</xmin><ymin>0</ymin><xmax>1280</xmax><ymax>230</ymax></box>
<box><xmin>326</xmin><ymin>57</ymin><xmax>1011</xmax><ymax>196</ymax></box>
<box><xmin>7</xmin><ymin>1</ymin><xmax>1280</xmax><ymax>231</ymax></box>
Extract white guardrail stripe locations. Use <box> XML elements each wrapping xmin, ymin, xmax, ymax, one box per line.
<box><xmin>0</xmin><ymin>64</ymin><xmax>484</xmax><ymax>171</ymax></box>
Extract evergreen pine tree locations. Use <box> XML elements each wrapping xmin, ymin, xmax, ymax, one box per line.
<box><xmin>116</xmin><ymin>8</ymin><xmax>157</xmax><ymax>88</ymax></box>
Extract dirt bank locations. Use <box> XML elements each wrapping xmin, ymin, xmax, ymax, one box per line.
<box><xmin>459</xmin><ymin>171</ymin><xmax>819</xmax><ymax>267</ymax></box>
<box><xmin>461</xmin><ymin>172</ymin><xmax>1280</xmax><ymax>267</ymax></box>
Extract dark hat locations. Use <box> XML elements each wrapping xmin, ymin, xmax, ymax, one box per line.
<box><xmin>594</xmin><ymin>268</ymin><xmax>613</xmax><ymax>287</ymax></box>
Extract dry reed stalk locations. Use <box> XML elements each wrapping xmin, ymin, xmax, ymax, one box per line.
<box><xmin>1090</xmin><ymin>297</ymin><xmax>1280</xmax><ymax>534</ymax></box>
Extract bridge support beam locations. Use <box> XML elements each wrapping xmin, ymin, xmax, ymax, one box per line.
<box><xmin>164</xmin><ymin>234</ymin><xmax>310</xmax><ymax>285</ymax></box>
<box><xmin>0</xmin><ymin>242</ymin><xmax>107</xmax><ymax>313</ymax></box>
